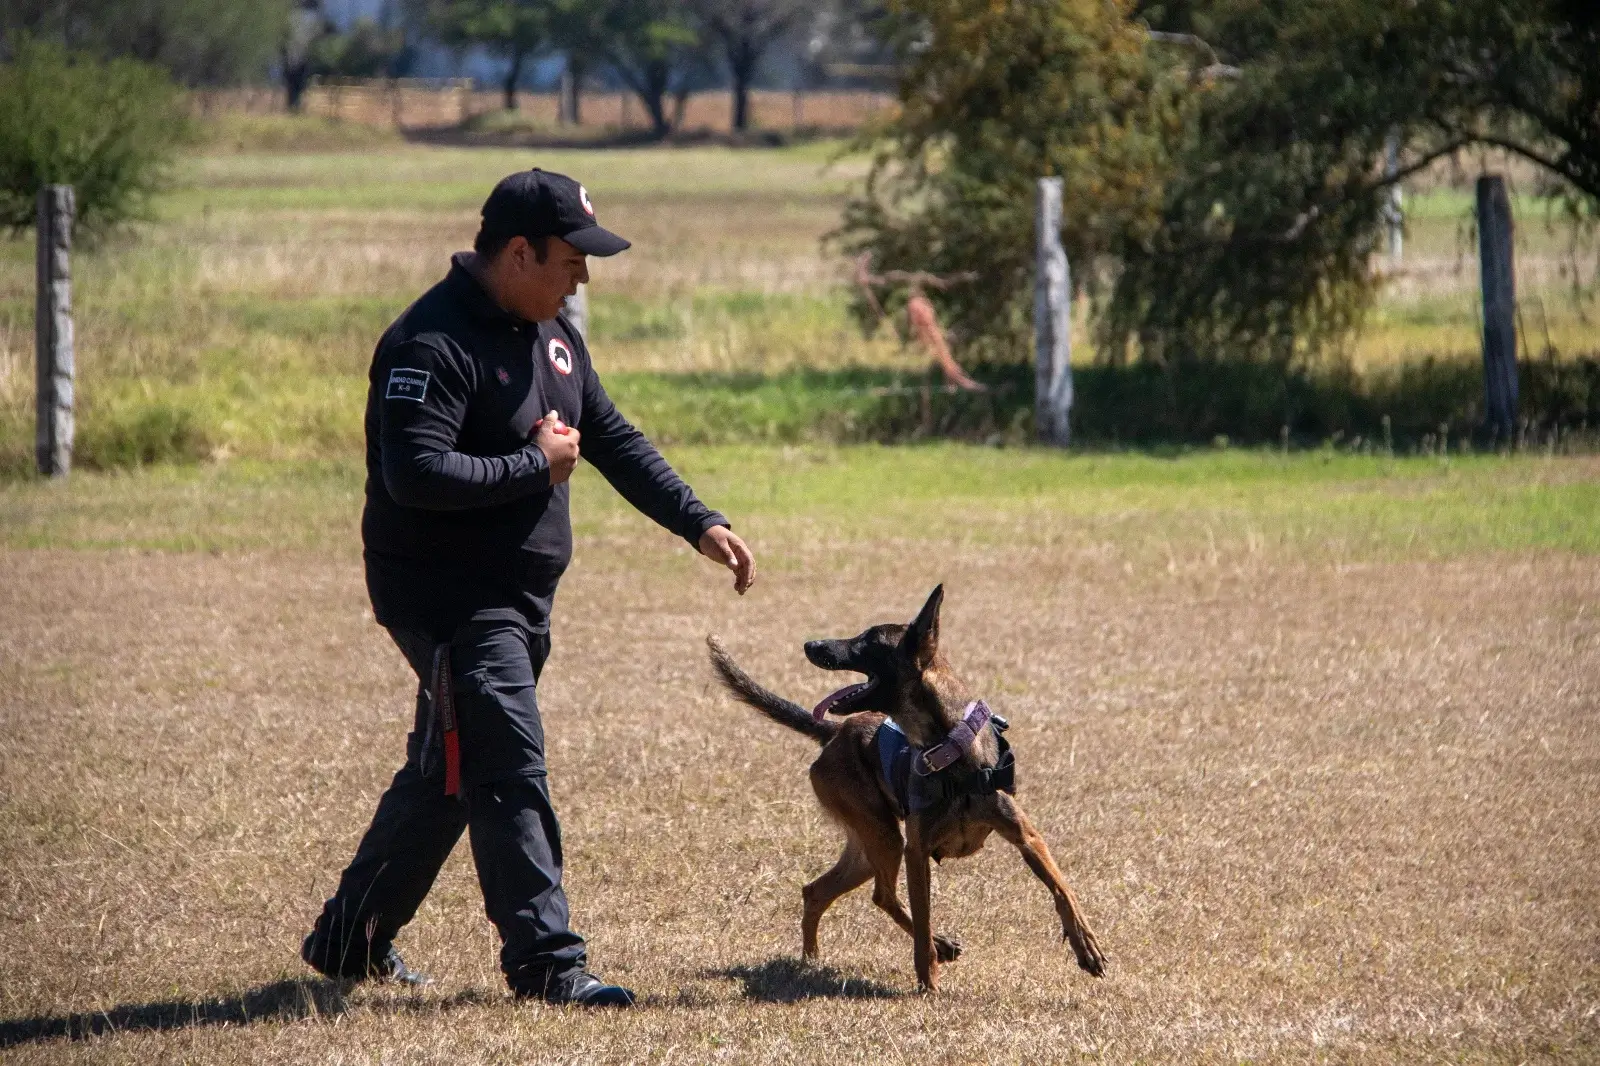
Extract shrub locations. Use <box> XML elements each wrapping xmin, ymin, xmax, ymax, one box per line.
<box><xmin>75</xmin><ymin>399</ymin><xmax>215</xmax><ymax>469</ymax></box>
<box><xmin>0</xmin><ymin>35</ymin><xmax>190</xmax><ymax>235</ymax></box>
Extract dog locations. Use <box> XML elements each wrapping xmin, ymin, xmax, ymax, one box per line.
<box><xmin>706</xmin><ymin>585</ymin><xmax>1105</xmax><ymax>991</ymax></box>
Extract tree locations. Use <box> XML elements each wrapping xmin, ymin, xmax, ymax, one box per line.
<box><xmin>695</xmin><ymin>0</ymin><xmax>809</xmax><ymax>131</ymax></box>
<box><xmin>0</xmin><ymin>36</ymin><xmax>189</xmax><ymax>235</ymax></box>
<box><xmin>596</xmin><ymin>0</ymin><xmax>702</xmax><ymax>138</ymax></box>
<box><xmin>281</xmin><ymin>0</ymin><xmax>333</xmax><ymax>112</ymax></box>
<box><xmin>3</xmin><ymin>0</ymin><xmax>291</xmax><ymax>85</ymax></box>
<box><xmin>836</xmin><ymin>0</ymin><xmax>1179</xmax><ymax>363</ymax></box>
<box><xmin>309</xmin><ymin>17</ymin><xmax>412</xmax><ymax>79</ymax></box>
<box><xmin>419</xmin><ymin>0</ymin><xmax>547</xmax><ymax>110</ymax></box>
<box><xmin>1102</xmin><ymin>0</ymin><xmax>1429</xmax><ymax>370</ymax></box>
<box><xmin>1135</xmin><ymin>0</ymin><xmax>1600</xmax><ymax>201</ymax></box>
<box><xmin>842</xmin><ymin>0</ymin><xmax>1600</xmax><ymax>379</ymax></box>
<box><xmin>1411</xmin><ymin>0</ymin><xmax>1599</xmax><ymax>201</ymax></box>
<box><xmin>546</xmin><ymin>0</ymin><xmax>607</xmax><ymax>124</ymax></box>
<box><xmin>1102</xmin><ymin>0</ymin><xmax>1600</xmax><ymax>371</ymax></box>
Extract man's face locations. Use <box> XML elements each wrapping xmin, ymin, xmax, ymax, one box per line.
<box><xmin>501</xmin><ymin>235</ymin><xmax>590</xmax><ymax>322</ymax></box>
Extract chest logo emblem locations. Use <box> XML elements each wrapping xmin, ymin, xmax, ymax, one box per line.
<box><xmin>547</xmin><ymin>338</ymin><xmax>573</xmax><ymax>376</ymax></box>
<box><xmin>579</xmin><ymin>185</ymin><xmax>595</xmax><ymax>216</ymax></box>
<box><xmin>495</xmin><ymin>366</ymin><xmax>510</xmax><ymax>385</ymax></box>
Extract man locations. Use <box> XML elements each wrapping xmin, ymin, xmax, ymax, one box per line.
<box><xmin>301</xmin><ymin>169</ymin><xmax>755</xmax><ymax>1008</ymax></box>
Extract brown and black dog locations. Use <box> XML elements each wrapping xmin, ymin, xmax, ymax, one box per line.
<box><xmin>707</xmin><ymin>585</ymin><xmax>1105</xmax><ymax>991</ymax></box>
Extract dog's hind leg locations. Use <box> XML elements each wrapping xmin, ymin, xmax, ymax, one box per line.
<box><xmin>981</xmin><ymin>793</ymin><xmax>1106</xmax><ymax>977</ymax></box>
<box><xmin>857</xmin><ymin>821</ymin><xmax>962</xmax><ymax>963</ymax></box>
<box><xmin>801</xmin><ymin>837</ymin><xmax>873</xmax><ymax>960</ymax></box>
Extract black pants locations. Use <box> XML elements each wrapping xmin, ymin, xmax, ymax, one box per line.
<box><xmin>305</xmin><ymin>619</ymin><xmax>586</xmax><ymax>993</ymax></box>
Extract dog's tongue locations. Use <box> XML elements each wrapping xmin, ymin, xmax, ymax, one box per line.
<box><xmin>812</xmin><ymin>683</ymin><xmax>870</xmax><ymax>724</ymax></box>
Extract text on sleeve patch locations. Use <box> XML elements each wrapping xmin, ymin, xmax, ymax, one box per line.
<box><xmin>386</xmin><ymin>368</ymin><xmax>431</xmax><ymax>402</ymax></box>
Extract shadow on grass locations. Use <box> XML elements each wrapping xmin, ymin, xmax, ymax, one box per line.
<box><xmin>0</xmin><ymin>978</ymin><xmax>345</xmax><ymax>1048</ymax></box>
<box><xmin>0</xmin><ymin>977</ymin><xmax>495</xmax><ymax>1048</ymax></box>
<box><xmin>710</xmin><ymin>957</ymin><xmax>902</xmax><ymax>1003</ymax></box>
<box><xmin>605</xmin><ymin>354</ymin><xmax>1600</xmax><ymax>450</ymax></box>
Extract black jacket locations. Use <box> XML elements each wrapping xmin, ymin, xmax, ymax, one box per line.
<box><xmin>361</xmin><ymin>254</ymin><xmax>727</xmax><ymax>637</ymax></box>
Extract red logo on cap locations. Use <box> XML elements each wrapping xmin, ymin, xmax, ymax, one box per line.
<box><xmin>579</xmin><ymin>185</ymin><xmax>594</xmax><ymax>216</ymax></box>
<box><xmin>548</xmin><ymin>338</ymin><xmax>573</xmax><ymax>375</ymax></box>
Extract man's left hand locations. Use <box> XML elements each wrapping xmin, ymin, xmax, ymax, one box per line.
<box><xmin>698</xmin><ymin>525</ymin><xmax>756</xmax><ymax>596</ymax></box>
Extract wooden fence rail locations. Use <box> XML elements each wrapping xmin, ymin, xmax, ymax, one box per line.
<box><xmin>1477</xmin><ymin>174</ymin><xmax>1518</xmax><ymax>442</ymax></box>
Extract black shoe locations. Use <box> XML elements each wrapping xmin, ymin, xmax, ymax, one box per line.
<box><xmin>520</xmin><ymin>970</ymin><xmax>636</xmax><ymax>1008</ymax></box>
<box><xmin>301</xmin><ymin>933</ymin><xmax>433</xmax><ymax>988</ymax></box>
<box><xmin>371</xmin><ymin>948</ymin><xmax>433</xmax><ymax>988</ymax></box>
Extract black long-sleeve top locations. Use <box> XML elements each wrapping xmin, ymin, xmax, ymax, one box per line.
<box><xmin>361</xmin><ymin>255</ymin><xmax>727</xmax><ymax>638</ymax></box>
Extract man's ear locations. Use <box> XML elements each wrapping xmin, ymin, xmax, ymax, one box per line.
<box><xmin>505</xmin><ymin>234</ymin><xmax>533</xmax><ymax>271</ymax></box>
<box><xmin>902</xmin><ymin>584</ymin><xmax>944</xmax><ymax>670</ymax></box>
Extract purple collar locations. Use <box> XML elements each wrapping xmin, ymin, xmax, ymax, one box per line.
<box><xmin>914</xmin><ymin>700</ymin><xmax>993</xmax><ymax>775</ymax></box>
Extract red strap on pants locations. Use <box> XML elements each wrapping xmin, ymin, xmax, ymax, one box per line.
<box><xmin>431</xmin><ymin>644</ymin><xmax>461</xmax><ymax>797</ymax></box>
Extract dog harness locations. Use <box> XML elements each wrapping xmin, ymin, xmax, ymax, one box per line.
<box><xmin>874</xmin><ymin>700</ymin><xmax>1016</xmax><ymax>815</ymax></box>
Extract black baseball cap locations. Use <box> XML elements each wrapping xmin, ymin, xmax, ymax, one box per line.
<box><xmin>479</xmin><ymin>168</ymin><xmax>631</xmax><ymax>257</ymax></box>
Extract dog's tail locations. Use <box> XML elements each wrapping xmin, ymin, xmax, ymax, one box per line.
<box><xmin>706</xmin><ymin>636</ymin><xmax>839</xmax><ymax>744</ymax></box>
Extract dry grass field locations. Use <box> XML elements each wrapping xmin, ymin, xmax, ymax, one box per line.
<box><xmin>1</xmin><ymin>449</ymin><xmax>1598</xmax><ymax>1064</ymax></box>
<box><xmin>1</xmin><ymin>127</ymin><xmax>1597</xmax><ymax>1063</ymax></box>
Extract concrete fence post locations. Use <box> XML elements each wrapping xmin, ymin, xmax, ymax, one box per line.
<box><xmin>1477</xmin><ymin>175</ymin><xmax>1517</xmax><ymax>441</ymax></box>
<box><xmin>1384</xmin><ymin>133</ymin><xmax>1404</xmax><ymax>261</ymax></box>
<box><xmin>564</xmin><ymin>284</ymin><xmax>588</xmax><ymax>343</ymax></box>
<box><xmin>1034</xmin><ymin>177</ymin><xmax>1072</xmax><ymax>446</ymax></box>
<box><xmin>36</xmin><ymin>184</ymin><xmax>74</xmax><ymax>478</ymax></box>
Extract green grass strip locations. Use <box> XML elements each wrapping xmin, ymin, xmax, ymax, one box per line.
<box><xmin>2</xmin><ymin>447</ymin><xmax>1594</xmax><ymax>560</ymax></box>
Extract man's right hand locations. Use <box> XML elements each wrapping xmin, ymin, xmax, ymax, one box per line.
<box><xmin>532</xmin><ymin>410</ymin><xmax>581</xmax><ymax>485</ymax></box>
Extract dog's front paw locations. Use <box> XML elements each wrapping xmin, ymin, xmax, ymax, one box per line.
<box><xmin>933</xmin><ymin>934</ymin><xmax>962</xmax><ymax>963</ymax></box>
<box><xmin>1065</xmin><ymin>926</ymin><xmax>1106</xmax><ymax>977</ymax></box>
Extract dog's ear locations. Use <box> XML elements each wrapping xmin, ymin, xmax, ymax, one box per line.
<box><xmin>902</xmin><ymin>584</ymin><xmax>944</xmax><ymax>670</ymax></box>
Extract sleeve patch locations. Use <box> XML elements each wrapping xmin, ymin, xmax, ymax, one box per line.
<box><xmin>386</xmin><ymin>368</ymin><xmax>430</xmax><ymax>402</ymax></box>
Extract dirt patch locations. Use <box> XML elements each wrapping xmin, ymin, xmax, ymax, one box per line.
<box><xmin>1</xmin><ymin>538</ymin><xmax>1596</xmax><ymax>1063</ymax></box>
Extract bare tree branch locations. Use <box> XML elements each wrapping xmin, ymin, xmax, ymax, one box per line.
<box><xmin>1147</xmin><ymin>29</ymin><xmax>1241</xmax><ymax>78</ymax></box>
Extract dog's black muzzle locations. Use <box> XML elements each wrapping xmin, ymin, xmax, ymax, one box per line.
<box><xmin>804</xmin><ymin>639</ymin><xmax>856</xmax><ymax>671</ymax></box>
